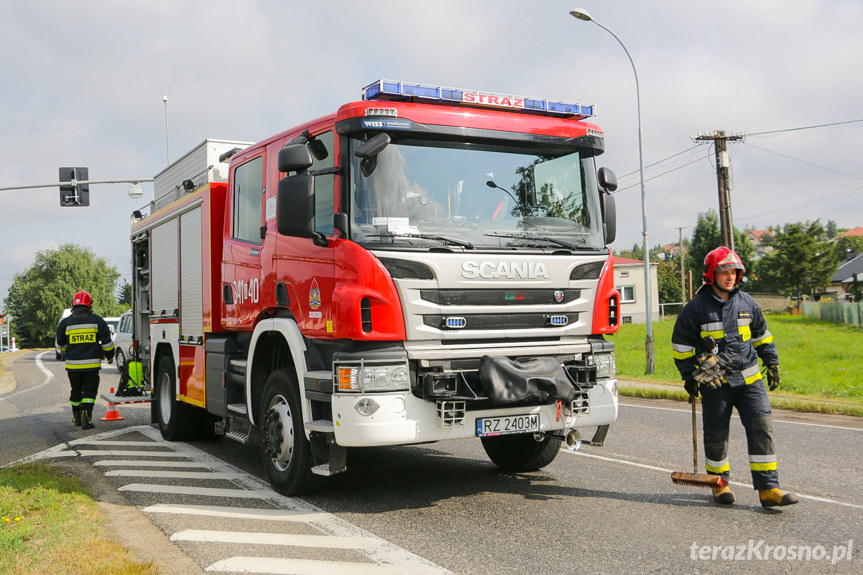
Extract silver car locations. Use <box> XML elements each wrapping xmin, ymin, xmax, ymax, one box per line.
<box><xmin>113</xmin><ymin>310</ymin><xmax>134</xmax><ymax>372</ymax></box>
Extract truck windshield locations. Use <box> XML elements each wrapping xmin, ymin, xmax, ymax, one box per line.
<box><xmin>348</xmin><ymin>136</ymin><xmax>605</xmax><ymax>251</ymax></box>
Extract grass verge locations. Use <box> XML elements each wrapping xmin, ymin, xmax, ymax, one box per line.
<box><xmin>611</xmin><ymin>314</ymin><xmax>863</xmax><ymax>417</ymax></box>
<box><xmin>0</xmin><ymin>463</ymin><xmax>159</xmax><ymax>575</ymax></box>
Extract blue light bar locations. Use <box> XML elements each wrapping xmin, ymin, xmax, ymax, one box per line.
<box><xmin>362</xmin><ymin>80</ymin><xmax>595</xmax><ymax>119</ymax></box>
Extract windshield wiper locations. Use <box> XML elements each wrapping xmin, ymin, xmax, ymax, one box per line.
<box><xmin>483</xmin><ymin>232</ymin><xmax>580</xmax><ymax>250</ymax></box>
<box><xmin>366</xmin><ymin>232</ymin><xmax>474</xmax><ymax>249</ymax></box>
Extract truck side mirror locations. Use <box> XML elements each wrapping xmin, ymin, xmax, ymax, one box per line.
<box><xmin>603</xmin><ymin>193</ymin><xmax>616</xmax><ymax>245</ymax></box>
<box><xmin>597</xmin><ymin>167</ymin><xmax>617</xmax><ymax>245</ymax></box>
<box><xmin>354</xmin><ymin>133</ymin><xmax>391</xmax><ymax>177</ymax></box>
<box><xmin>597</xmin><ymin>167</ymin><xmax>617</xmax><ymax>193</ymax></box>
<box><xmin>277</xmin><ymin>173</ymin><xmax>315</xmax><ymax>238</ymax></box>
<box><xmin>278</xmin><ymin>144</ymin><xmax>313</xmax><ymax>173</ymax></box>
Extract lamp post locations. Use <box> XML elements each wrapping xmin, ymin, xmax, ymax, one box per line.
<box><xmin>570</xmin><ymin>8</ymin><xmax>654</xmax><ymax>373</ymax></box>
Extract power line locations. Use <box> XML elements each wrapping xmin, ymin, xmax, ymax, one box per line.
<box><xmin>747</xmin><ymin>118</ymin><xmax>863</xmax><ymax>137</ymax></box>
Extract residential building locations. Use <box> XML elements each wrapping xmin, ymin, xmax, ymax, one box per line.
<box><xmin>612</xmin><ymin>256</ymin><xmax>660</xmax><ymax>324</ymax></box>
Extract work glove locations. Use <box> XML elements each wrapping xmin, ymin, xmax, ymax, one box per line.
<box><xmin>684</xmin><ymin>378</ymin><xmax>698</xmax><ymax>403</ymax></box>
<box><xmin>766</xmin><ymin>364</ymin><xmax>780</xmax><ymax>391</ymax></box>
<box><xmin>692</xmin><ymin>353</ymin><xmax>723</xmax><ymax>389</ymax></box>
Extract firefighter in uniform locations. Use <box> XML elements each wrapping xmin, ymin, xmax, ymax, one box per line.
<box><xmin>672</xmin><ymin>247</ymin><xmax>799</xmax><ymax>508</ymax></box>
<box><xmin>55</xmin><ymin>291</ymin><xmax>115</xmax><ymax>430</ymax></box>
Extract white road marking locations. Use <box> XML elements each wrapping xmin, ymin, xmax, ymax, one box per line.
<box><xmin>143</xmin><ymin>503</ymin><xmax>321</xmax><ymax>522</ymax></box>
<box><xmin>95</xmin><ymin>460</ymin><xmax>214</xmax><ymax>468</ymax></box>
<box><xmin>171</xmin><ymin>529</ymin><xmax>382</xmax><ymax>550</ymax></box>
<box><xmin>104</xmin><ymin>469</ymin><xmax>244</xmax><ymax>480</ymax></box>
<box><xmin>119</xmin><ymin>483</ymin><xmax>271</xmax><ymax>498</ymax></box>
<box><xmin>564</xmin><ymin>449</ymin><xmax>863</xmax><ymax>510</ymax></box>
<box><xmin>0</xmin><ymin>351</ymin><xmax>53</xmax><ymax>402</ymax></box>
<box><xmin>205</xmin><ymin>556</ymin><xmax>441</xmax><ymax>575</ymax></box>
<box><xmin>620</xmin><ymin>400</ymin><xmax>863</xmax><ymax>432</ymax></box>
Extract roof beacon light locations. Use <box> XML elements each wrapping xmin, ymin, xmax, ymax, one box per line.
<box><xmin>362</xmin><ymin>80</ymin><xmax>595</xmax><ymax>119</ymax></box>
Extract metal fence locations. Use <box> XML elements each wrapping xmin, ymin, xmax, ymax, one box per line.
<box><xmin>801</xmin><ymin>302</ymin><xmax>863</xmax><ymax>327</ymax></box>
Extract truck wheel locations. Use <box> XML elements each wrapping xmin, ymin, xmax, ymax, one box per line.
<box><xmin>154</xmin><ymin>354</ymin><xmax>198</xmax><ymax>441</ymax></box>
<box><xmin>481</xmin><ymin>433</ymin><xmax>562</xmax><ymax>471</ymax></box>
<box><xmin>258</xmin><ymin>369</ymin><xmax>321</xmax><ymax>496</ymax></box>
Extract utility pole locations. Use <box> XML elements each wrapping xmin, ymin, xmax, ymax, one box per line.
<box><xmin>693</xmin><ymin>131</ymin><xmax>745</xmax><ymax>250</ymax></box>
<box><xmin>676</xmin><ymin>226</ymin><xmax>688</xmax><ymax>304</ymax></box>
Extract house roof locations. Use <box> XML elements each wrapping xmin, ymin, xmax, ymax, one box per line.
<box><xmin>832</xmin><ymin>252</ymin><xmax>863</xmax><ymax>283</ymax></box>
<box><xmin>614</xmin><ymin>256</ymin><xmax>645</xmax><ymax>265</ymax></box>
<box><xmin>748</xmin><ymin>229</ymin><xmax>773</xmax><ymax>241</ymax></box>
<box><xmin>838</xmin><ymin>227</ymin><xmax>863</xmax><ymax>238</ymax></box>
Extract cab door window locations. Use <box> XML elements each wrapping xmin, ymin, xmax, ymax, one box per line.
<box><xmin>311</xmin><ymin>131</ymin><xmax>335</xmax><ymax>235</ymax></box>
<box><xmin>233</xmin><ymin>156</ymin><xmax>264</xmax><ymax>244</ymax></box>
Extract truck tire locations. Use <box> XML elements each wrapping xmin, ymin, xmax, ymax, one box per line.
<box><xmin>481</xmin><ymin>433</ymin><xmax>562</xmax><ymax>471</ymax></box>
<box><xmin>154</xmin><ymin>354</ymin><xmax>198</xmax><ymax>441</ymax></box>
<box><xmin>258</xmin><ymin>368</ymin><xmax>321</xmax><ymax>496</ymax></box>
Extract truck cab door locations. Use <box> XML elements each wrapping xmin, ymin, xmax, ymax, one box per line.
<box><xmin>223</xmin><ymin>153</ymin><xmax>265</xmax><ymax>329</ymax></box>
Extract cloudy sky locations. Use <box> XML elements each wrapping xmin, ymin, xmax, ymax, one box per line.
<box><xmin>1</xmin><ymin>0</ymin><xmax>861</xmax><ymax>307</ymax></box>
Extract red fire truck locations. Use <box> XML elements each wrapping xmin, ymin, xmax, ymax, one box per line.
<box><xmin>130</xmin><ymin>80</ymin><xmax>621</xmax><ymax>495</ymax></box>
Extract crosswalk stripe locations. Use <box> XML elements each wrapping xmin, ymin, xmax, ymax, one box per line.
<box><xmin>171</xmin><ymin>529</ymin><xmax>381</xmax><ymax>550</ymax></box>
<box><xmin>143</xmin><ymin>503</ymin><xmax>321</xmax><ymax>522</ymax></box>
<box><xmin>65</xmin><ymin>449</ymin><xmax>189</xmax><ymax>458</ymax></box>
<box><xmin>205</xmin><ymin>556</ymin><xmax>436</xmax><ymax>575</ymax></box>
<box><xmin>94</xmin><ymin>460</ymin><xmax>214</xmax><ymax>468</ymax></box>
<box><xmin>118</xmin><ymin>483</ymin><xmax>270</xmax><ymax>498</ymax></box>
<box><xmin>104</xmin><ymin>469</ymin><xmax>244</xmax><ymax>480</ymax></box>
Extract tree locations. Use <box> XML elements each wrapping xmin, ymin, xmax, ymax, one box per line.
<box><xmin>656</xmin><ymin>259</ymin><xmax>681</xmax><ymax>304</ymax></box>
<box><xmin>753</xmin><ymin>221</ymin><xmax>839</xmax><ymax>299</ymax></box>
<box><xmin>117</xmin><ymin>280</ymin><xmax>133</xmax><ymax>307</ymax></box>
<box><xmin>5</xmin><ymin>244</ymin><xmax>125</xmax><ymax>348</ymax></box>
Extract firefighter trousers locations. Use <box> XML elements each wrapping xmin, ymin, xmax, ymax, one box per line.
<box><xmin>68</xmin><ymin>370</ymin><xmax>100</xmax><ymax>414</ymax></box>
<box><xmin>700</xmin><ymin>380</ymin><xmax>780</xmax><ymax>491</ymax></box>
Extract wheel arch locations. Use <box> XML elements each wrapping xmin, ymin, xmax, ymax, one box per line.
<box><xmin>247</xmin><ymin>318</ymin><xmax>308</xmax><ymax>427</ymax></box>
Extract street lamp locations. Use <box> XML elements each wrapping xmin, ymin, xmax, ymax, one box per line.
<box><xmin>570</xmin><ymin>8</ymin><xmax>654</xmax><ymax>373</ymax></box>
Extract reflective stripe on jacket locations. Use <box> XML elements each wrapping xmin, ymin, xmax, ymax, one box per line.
<box><xmin>56</xmin><ymin>310</ymin><xmax>114</xmax><ymax>372</ymax></box>
<box><xmin>671</xmin><ymin>285</ymin><xmax>778</xmax><ymax>387</ymax></box>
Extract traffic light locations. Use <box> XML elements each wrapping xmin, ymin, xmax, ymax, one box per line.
<box><xmin>59</xmin><ymin>167</ymin><xmax>90</xmax><ymax>207</ymax></box>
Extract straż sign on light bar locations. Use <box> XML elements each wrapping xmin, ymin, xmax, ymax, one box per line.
<box><xmin>362</xmin><ymin>80</ymin><xmax>595</xmax><ymax>119</ymax></box>
<box><xmin>462</xmin><ymin>91</ymin><xmax>524</xmax><ymax>110</ymax></box>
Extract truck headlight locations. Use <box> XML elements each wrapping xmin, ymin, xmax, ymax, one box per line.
<box><xmin>587</xmin><ymin>352</ymin><xmax>616</xmax><ymax>379</ymax></box>
<box><xmin>336</xmin><ymin>361</ymin><xmax>410</xmax><ymax>392</ymax></box>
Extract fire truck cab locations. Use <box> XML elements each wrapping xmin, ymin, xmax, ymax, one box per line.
<box><xmin>131</xmin><ymin>81</ymin><xmax>621</xmax><ymax>495</ymax></box>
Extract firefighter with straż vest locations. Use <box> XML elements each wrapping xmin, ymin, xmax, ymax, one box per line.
<box><xmin>55</xmin><ymin>291</ymin><xmax>115</xmax><ymax>429</ymax></box>
<box><xmin>672</xmin><ymin>247</ymin><xmax>799</xmax><ymax>508</ymax></box>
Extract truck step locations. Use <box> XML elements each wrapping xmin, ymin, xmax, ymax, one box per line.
<box><xmin>227</xmin><ymin>403</ymin><xmax>248</xmax><ymax>416</ymax></box>
<box><xmin>305</xmin><ymin>419</ymin><xmax>334</xmax><ymax>433</ymax></box>
<box><xmin>229</xmin><ymin>358</ymin><xmax>248</xmax><ymax>373</ymax></box>
<box><xmin>225</xmin><ymin>429</ymin><xmax>251</xmax><ymax>444</ymax></box>
<box><xmin>311</xmin><ymin>463</ymin><xmax>343</xmax><ymax>476</ymax></box>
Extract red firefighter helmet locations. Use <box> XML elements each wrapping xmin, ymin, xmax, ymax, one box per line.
<box><xmin>703</xmin><ymin>247</ymin><xmax>745</xmax><ymax>285</ymax></box>
<box><xmin>72</xmin><ymin>291</ymin><xmax>93</xmax><ymax>308</ymax></box>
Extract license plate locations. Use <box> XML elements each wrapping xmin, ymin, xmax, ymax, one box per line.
<box><xmin>475</xmin><ymin>413</ymin><xmax>540</xmax><ymax>437</ymax></box>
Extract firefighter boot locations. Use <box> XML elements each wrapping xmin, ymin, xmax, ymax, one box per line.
<box><xmin>712</xmin><ymin>484</ymin><xmax>735</xmax><ymax>505</ymax></box>
<box><xmin>759</xmin><ymin>488</ymin><xmax>799</xmax><ymax>508</ymax></box>
<box><xmin>81</xmin><ymin>407</ymin><xmax>95</xmax><ymax>430</ymax></box>
<box><xmin>72</xmin><ymin>406</ymin><xmax>81</xmax><ymax>427</ymax></box>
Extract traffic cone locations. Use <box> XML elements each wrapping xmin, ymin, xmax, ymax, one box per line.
<box><xmin>101</xmin><ymin>387</ymin><xmax>124</xmax><ymax>421</ymax></box>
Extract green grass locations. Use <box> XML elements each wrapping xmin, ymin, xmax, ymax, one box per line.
<box><xmin>0</xmin><ymin>463</ymin><xmax>158</xmax><ymax>575</ymax></box>
<box><xmin>609</xmin><ymin>314</ymin><xmax>863</xmax><ymax>416</ymax></box>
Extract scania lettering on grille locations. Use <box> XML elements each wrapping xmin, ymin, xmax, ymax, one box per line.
<box><xmin>461</xmin><ymin>261</ymin><xmax>549</xmax><ymax>280</ymax></box>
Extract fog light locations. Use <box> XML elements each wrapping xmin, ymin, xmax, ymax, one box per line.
<box><xmin>355</xmin><ymin>397</ymin><xmax>380</xmax><ymax>416</ymax></box>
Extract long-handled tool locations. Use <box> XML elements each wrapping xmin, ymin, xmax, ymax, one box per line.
<box><xmin>671</xmin><ymin>396</ymin><xmax>727</xmax><ymax>488</ymax></box>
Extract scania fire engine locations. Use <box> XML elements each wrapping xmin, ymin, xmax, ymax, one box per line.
<box><xmin>130</xmin><ymin>80</ymin><xmax>621</xmax><ymax>495</ymax></box>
